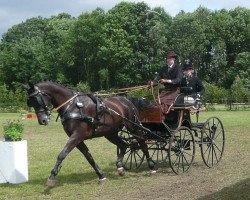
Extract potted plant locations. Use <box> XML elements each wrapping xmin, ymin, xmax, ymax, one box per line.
<box><xmin>0</xmin><ymin>120</ymin><xmax>28</xmax><ymax>184</ymax></box>
<box><xmin>3</xmin><ymin>120</ymin><xmax>24</xmax><ymax>141</ymax></box>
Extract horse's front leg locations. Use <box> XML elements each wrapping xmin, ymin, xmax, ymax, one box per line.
<box><xmin>47</xmin><ymin>136</ymin><xmax>80</xmax><ymax>187</ymax></box>
<box><xmin>137</xmin><ymin>139</ymin><xmax>156</xmax><ymax>175</ymax></box>
<box><xmin>76</xmin><ymin>142</ymin><xmax>106</xmax><ymax>183</ymax></box>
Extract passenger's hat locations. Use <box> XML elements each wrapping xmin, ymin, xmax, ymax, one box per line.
<box><xmin>166</xmin><ymin>51</ymin><xmax>178</xmax><ymax>58</ymax></box>
<box><xmin>183</xmin><ymin>63</ymin><xmax>193</xmax><ymax>70</ymax></box>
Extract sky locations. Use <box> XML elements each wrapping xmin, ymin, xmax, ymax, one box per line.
<box><xmin>0</xmin><ymin>0</ymin><xmax>249</xmax><ymax>38</ymax></box>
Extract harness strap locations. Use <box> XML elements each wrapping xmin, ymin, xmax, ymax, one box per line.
<box><xmin>60</xmin><ymin>113</ymin><xmax>94</xmax><ymax>123</ymax></box>
<box><xmin>53</xmin><ymin>94</ymin><xmax>79</xmax><ymax>112</ymax></box>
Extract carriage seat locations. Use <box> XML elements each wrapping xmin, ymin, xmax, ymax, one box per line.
<box><xmin>173</xmin><ymin>94</ymin><xmax>196</xmax><ymax>107</ymax></box>
<box><xmin>173</xmin><ymin>87</ymin><xmax>198</xmax><ymax>107</ymax></box>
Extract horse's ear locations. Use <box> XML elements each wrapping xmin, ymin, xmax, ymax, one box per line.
<box><xmin>21</xmin><ymin>83</ymin><xmax>30</xmax><ymax>90</ymax></box>
<box><xmin>21</xmin><ymin>82</ymin><xmax>36</xmax><ymax>91</ymax></box>
<box><xmin>28</xmin><ymin>82</ymin><xmax>34</xmax><ymax>89</ymax></box>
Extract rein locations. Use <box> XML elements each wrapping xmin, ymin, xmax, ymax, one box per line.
<box><xmin>53</xmin><ymin>93</ymin><xmax>79</xmax><ymax>112</ymax></box>
<box><xmin>95</xmin><ymin>85</ymin><xmax>149</xmax><ymax>96</ymax></box>
<box><xmin>149</xmin><ymin>83</ymin><xmax>164</xmax><ymax>112</ymax></box>
<box><xmin>115</xmin><ymin>85</ymin><xmax>148</xmax><ymax>91</ymax></box>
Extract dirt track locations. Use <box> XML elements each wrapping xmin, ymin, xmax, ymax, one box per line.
<box><xmin>90</xmin><ymin>128</ymin><xmax>250</xmax><ymax>200</ymax></box>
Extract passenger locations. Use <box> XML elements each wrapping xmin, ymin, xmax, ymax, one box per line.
<box><xmin>181</xmin><ymin>63</ymin><xmax>205</xmax><ymax>108</ymax></box>
<box><xmin>151</xmin><ymin>51</ymin><xmax>182</xmax><ymax>114</ymax></box>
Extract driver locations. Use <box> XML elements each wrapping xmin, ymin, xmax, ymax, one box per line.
<box><xmin>151</xmin><ymin>51</ymin><xmax>182</xmax><ymax>114</ymax></box>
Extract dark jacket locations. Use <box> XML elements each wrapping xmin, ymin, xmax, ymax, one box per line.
<box><xmin>153</xmin><ymin>63</ymin><xmax>182</xmax><ymax>91</ymax></box>
<box><xmin>181</xmin><ymin>75</ymin><xmax>205</xmax><ymax>95</ymax></box>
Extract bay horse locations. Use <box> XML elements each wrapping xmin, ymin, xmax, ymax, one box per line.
<box><xmin>25</xmin><ymin>81</ymin><xmax>155</xmax><ymax>186</ymax></box>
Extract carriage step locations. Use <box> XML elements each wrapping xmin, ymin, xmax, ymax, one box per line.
<box><xmin>145</xmin><ymin>140</ymin><xmax>156</xmax><ymax>144</ymax></box>
<box><xmin>192</xmin><ymin>123</ymin><xmax>204</xmax><ymax>129</ymax></box>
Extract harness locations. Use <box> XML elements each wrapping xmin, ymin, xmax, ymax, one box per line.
<box><xmin>29</xmin><ymin>87</ymin><xmax>132</xmax><ymax>136</ymax></box>
<box><xmin>58</xmin><ymin>92</ymin><xmax>106</xmax><ymax>124</ymax></box>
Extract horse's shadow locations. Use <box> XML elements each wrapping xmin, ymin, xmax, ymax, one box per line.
<box><xmin>27</xmin><ymin>164</ymin><xmax>152</xmax><ymax>195</ymax></box>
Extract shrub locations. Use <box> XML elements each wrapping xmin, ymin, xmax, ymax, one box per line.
<box><xmin>3</xmin><ymin>120</ymin><xmax>24</xmax><ymax>141</ymax></box>
<box><xmin>203</xmin><ymin>82</ymin><xmax>229</xmax><ymax>104</ymax></box>
<box><xmin>230</xmin><ymin>75</ymin><xmax>249</xmax><ymax>103</ymax></box>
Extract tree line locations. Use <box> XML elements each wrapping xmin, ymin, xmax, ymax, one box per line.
<box><xmin>0</xmin><ymin>2</ymin><xmax>249</xmax><ymax>106</ymax></box>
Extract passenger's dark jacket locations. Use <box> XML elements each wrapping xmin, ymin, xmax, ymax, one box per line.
<box><xmin>181</xmin><ymin>75</ymin><xmax>205</xmax><ymax>96</ymax></box>
<box><xmin>153</xmin><ymin>63</ymin><xmax>182</xmax><ymax>91</ymax></box>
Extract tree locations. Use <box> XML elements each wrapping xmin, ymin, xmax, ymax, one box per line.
<box><xmin>71</xmin><ymin>8</ymin><xmax>106</xmax><ymax>90</ymax></box>
<box><xmin>0</xmin><ymin>4</ymin><xmax>249</xmax><ymax>93</ymax></box>
<box><xmin>99</xmin><ymin>2</ymin><xmax>172</xmax><ymax>88</ymax></box>
<box><xmin>0</xmin><ymin>17</ymin><xmax>48</xmax><ymax>88</ymax></box>
<box><xmin>43</xmin><ymin>13</ymin><xmax>76</xmax><ymax>83</ymax></box>
<box><xmin>203</xmin><ymin>82</ymin><xmax>229</xmax><ymax>104</ymax></box>
<box><xmin>230</xmin><ymin>75</ymin><xmax>249</xmax><ymax>103</ymax></box>
<box><xmin>169</xmin><ymin>7</ymin><xmax>213</xmax><ymax>73</ymax></box>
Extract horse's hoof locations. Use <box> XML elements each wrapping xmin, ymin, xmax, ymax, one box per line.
<box><xmin>98</xmin><ymin>177</ymin><xmax>107</xmax><ymax>184</ymax></box>
<box><xmin>46</xmin><ymin>178</ymin><xmax>56</xmax><ymax>187</ymax></box>
<box><xmin>149</xmin><ymin>170</ymin><xmax>157</xmax><ymax>176</ymax></box>
<box><xmin>117</xmin><ymin>167</ymin><xmax>125</xmax><ymax>176</ymax></box>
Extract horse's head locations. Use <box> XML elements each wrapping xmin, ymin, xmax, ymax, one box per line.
<box><xmin>25</xmin><ymin>83</ymin><xmax>52</xmax><ymax>125</ymax></box>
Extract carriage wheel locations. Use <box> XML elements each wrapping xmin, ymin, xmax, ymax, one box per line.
<box><xmin>168</xmin><ymin>126</ymin><xmax>195</xmax><ymax>174</ymax></box>
<box><xmin>201</xmin><ymin>117</ymin><xmax>225</xmax><ymax>168</ymax></box>
<box><xmin>147</xmin><ymin>141</ymin><xmax>168</xmax><ymax>164</ymax></box>
<box><xmin>117</xmin><ymin>128</ymin><xmax>145</xmax><ymax>170</ymax></box>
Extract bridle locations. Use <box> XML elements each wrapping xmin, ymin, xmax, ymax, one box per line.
<box><xmin>29</xmin><ymin>87</ymin><xmax>79</xmax><ymax>116</ymax></box>
<box><xmin>28</xmin><ymin>88</ymin><xmax>53</xmax><ymax>117</ymax></box>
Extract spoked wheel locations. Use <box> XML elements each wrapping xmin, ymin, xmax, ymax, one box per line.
<box><xmin>201</xmin><ymin>116</ymin><xmax>225</xmax><ymax>167</ymax></box>
<box><xmin>168</xmin><ymin>126</ymin><xmax>195</xmax><ymax>174</ymax></box>
<box><xmin>117</xmin><ymin>128</ymin><xmax>145</xmax><ymax>170</ymax></box>
<box><xmin>147</xmin><ymin>141</ymin><xmax>168</xmax><ymax>164</ymax></box>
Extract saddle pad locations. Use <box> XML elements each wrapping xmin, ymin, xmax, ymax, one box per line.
<box><xmin>140</xmin><ymin>106</ymin><xmax>163</xmax><ymax>123</ymax></box>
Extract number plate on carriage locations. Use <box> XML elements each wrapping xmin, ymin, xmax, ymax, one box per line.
<box><xmin>140</xmin><ymin>106</ymin><xmax>163</xmax><ymax>123</ymax></box>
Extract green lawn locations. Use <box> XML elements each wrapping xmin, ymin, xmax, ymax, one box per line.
<box><xmin>0</xmin><ymin>111</ymin><xmax>250</xmax><ymax>200</ymax></box>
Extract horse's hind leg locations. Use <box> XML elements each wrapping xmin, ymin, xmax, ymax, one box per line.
<box><xmin>76</xmin><ymin>142</ymin><xmax>106</xmax><ymax>183</ymax></box>
<box><xmin>105</xmin><ymin>133</ymin><xmax>128</xmax><ymax>176</ymax></box>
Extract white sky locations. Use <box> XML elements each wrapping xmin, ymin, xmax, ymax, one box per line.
<box><xmin>0</xmin><ymin>0</ymin><xmax>249</xmax><ymax>37</ymax></box>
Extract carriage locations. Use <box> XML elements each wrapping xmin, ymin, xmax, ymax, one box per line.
<box><xmin>117</xmin><ymin>88</ymin><xmax>225</xmax><ymax>174</ymax></box>
<box><xmin>25</xmin><ymin>81</ymin><xmax>225</xmax><ymax>186</ymax></box>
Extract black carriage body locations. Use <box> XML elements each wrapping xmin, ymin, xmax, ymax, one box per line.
<box><xmin>118</xmin><ymin>92</ymin><xmax>225</xmax><ymax>174</ymax></box>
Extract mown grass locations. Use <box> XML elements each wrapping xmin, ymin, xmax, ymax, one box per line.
<box><xmin>0</xmin><ymin>111</ymin><xmax>249</xmax><ymax>200</ymax></box>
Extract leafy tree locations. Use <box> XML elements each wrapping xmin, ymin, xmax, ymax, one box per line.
<box><xmin>169</xmin><ymin>7</ymin><xmax>212</xmax><ymax>74</ymax></box>
<box><xmin>203</xmin><ymin>82</ymin><xmax>229</xmax><ymax>104</ymax></box>
<box><xmin>71</xmin><ymin>8</ymin><xmax>106</xmax><ymax>90</ymax></box>
<box><xmin>0</xmin><ymin>37</ymin><xmax>49</xmax><ymax>86</ymax></box>
<box><xmin>0</xmin><ymin>17</ymin><xmax>48</xmax><ymax>88</ymax></box>
<box><xmin>1</xmin><ymin>17</ymin><xmax>48</xmax><ymax>42</ymax></box>
<box><xmin>0</xmin><ymin>3</ymin><xmax>249</xmax><ymax>96</ymax></box>
<box><xmin>100</xmin><ymin>2</ymin><xmax>172</xmax><ymax>89</ymax></box>
<box><xmin>230</xmin><ymin>75</ymin><xmax>249</xmax><ymax>103</ymax></box>
<box><xmin>43</xmin><ymin>13</ymin><xmax>76</xmax><ymax>83</ymax></box>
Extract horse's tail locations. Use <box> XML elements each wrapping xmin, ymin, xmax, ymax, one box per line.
<box><xmin>127</xmin><ymin>96</ymin><xmax>154</xmax><ymax>113</ymax></box>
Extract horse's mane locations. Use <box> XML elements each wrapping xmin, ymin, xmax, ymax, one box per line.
<box><xmin>35</xmin><ymin>80</ymin><xmax>90</xmax><ymax>94</ymax></box>
<box><xmin>35</xmin><ymin>80</ymin><xmax>100</xmax><ymax>104</ymax></box>
<box><xmin>127</xmin><ymin>96</ymin><xmax>155</xmax><ymax>112</ymax></box>
<box><xmin>35</xmin><ymin>80</ymin><xmax>68</xmax><ymax>89</ymax></box>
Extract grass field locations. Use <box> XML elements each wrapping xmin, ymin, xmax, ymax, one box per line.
<box><xmin>0</xmin><ymin>111</ymin><xmax>250</xmax><ymax>200</ymax></box>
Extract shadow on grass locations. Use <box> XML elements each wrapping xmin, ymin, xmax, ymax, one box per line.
<box><xmin>198</xmin><ymin>178</ymin><xmax>250</xmax><ymax>200</ymax></box>
<box><xmin>19</xmin><ymin>164</ymin><xmax>152</xmax><ymax>195</ymax></box>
